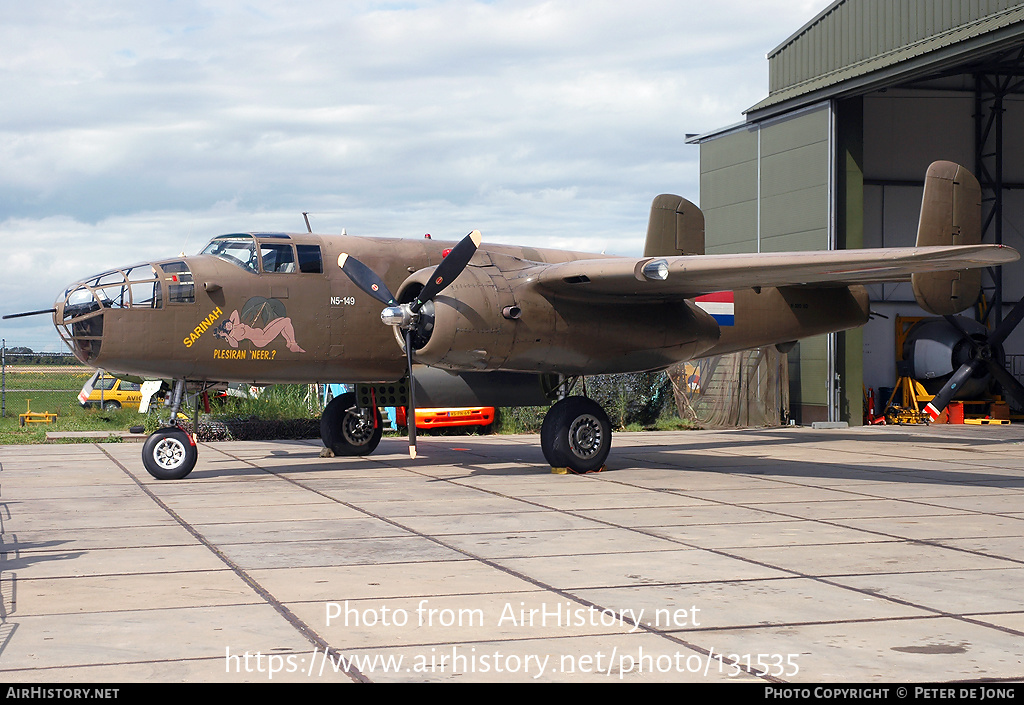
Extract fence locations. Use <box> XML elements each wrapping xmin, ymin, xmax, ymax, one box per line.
<box><xmin>1</xmin><ymin>342</ymin><xmax>89</xmax><ymax>419</ymax></box>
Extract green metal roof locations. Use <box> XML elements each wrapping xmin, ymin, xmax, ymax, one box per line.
<box><xmin>747</xmin><ymin>0</ymin><xmax>1024</xmax><ymax>118</ymax></box>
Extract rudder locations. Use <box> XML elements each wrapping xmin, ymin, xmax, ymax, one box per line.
<box><xmin>644</xmin><ymin>194</ymin><xmax>705</xmax><ymax>257</ymax></box>
<box><xmin>912</xmin><ymin>161</ymin><xmax>982</xmax><ymax>315</ymax></box>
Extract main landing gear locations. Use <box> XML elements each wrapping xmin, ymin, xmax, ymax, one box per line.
<box><xmin>317</xmin><ymin>392</ymin><xmax>609</xmax><ymax>473</ymax></box>
<box><xmin>320</xmin><ymin>392</ymin><xmax>383</xmax><ymax>456</ymax></box>
<box><xmin>540</xmin><ymin>396</ymin><xmax>612</xmax><ymax>474</ymax></box>
<box><xmin>142</xmin><ymin>379</ymin><xmax>198</xmax><ymax>480</ymax></box>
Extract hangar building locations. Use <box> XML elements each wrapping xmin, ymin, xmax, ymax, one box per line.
<box><xmin>690</xmin><ymin>0</ymin><xmax>1024</xmax><ymax>424</ymax></box>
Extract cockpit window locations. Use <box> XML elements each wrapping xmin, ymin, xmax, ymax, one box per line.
<box><xmin>160</xmin><ymin>261</ymin><xmax>195</xmax><ymax>304</ymax></box>
<box><xmin>260</xmin><ymin>243</ymin><xmax>296</xmax><ymax>273</ymax></box>
<box><xmin>60</xmin><ymin>266</ymin><xmax>162</xmax><ymax>318</ymax></box>
<box><xmin>201</xmin><ymin>235</ymin><xmax>258</xmax><ymax>272</ymax></box>
<box><xmin>63</xmin><ymin>286</ymin><xmax>100</xmax><ymax>320</ymax></box>
<box><xmin>56</xmin><ymin>265</ymin><xmax>163</xmax><ymax>365</ymax></box>
<box><xmin>297</xmin><ymin>245</ymin><xmax>323</xmax><ymax>273</ymax></box>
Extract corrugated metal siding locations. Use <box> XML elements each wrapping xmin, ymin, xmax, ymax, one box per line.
<box><xmin>749</xmin><ymin>6</ymin><xmax>1024</xmax><ymax>113</ymax></box>
<box><xmin>699</xmin><ymin>107</ymin><xmax>834</xmax><ymax>410</ymax></box>
<box><xmin>700</xmin><ymin>129</ymin><xmax>759</xmax><ymax>254</ymax></box>
<box><xmin>700</xmin><ymin>107</ymin><xmax>831</xmax><ymax>254</ymax></box>
<box><xmin>792</xmin><ymin>336</ymin><xmax>830</xmax><ymax>407</ymax></box>
<box><xmin>759</xmin><ymin>108</ymin><xmax>831</xmax><ymax>253</ymax></box>
<box><xmin>770</xmin><ymin>0</ymin><xmax>1023</xmax><ymax>93</ymax></box>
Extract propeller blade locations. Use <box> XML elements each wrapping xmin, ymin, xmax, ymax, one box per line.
<box><xmin>3</xmin><ymin>308</ymin><xmax>57</xmax><ymax>320</ymax></box>
<box><xmin>989</xmin><ymin>296</ymin><xmax>1024</xmax><ymax>346</ymax></box>
<box><xmin>338</xmin><ymin>231</ymin><xmax>482</xmax><ymax>460</ymax></box>
<box><xmin>944</xmin><ymin>299</ymin><xmax>1024</xmax><ymax>412</ymax></box>
<box><xmin>985</xmin><ymin>300</ymin><xmax>1024</xmax><ymax>409</ymax></box>
<box><xmin>337</xmin><ymin>253</ymin><xmax>396</xmax><ymax>306</ymax></box>
<box><xmin>405</xmin><ymin>328</ymin><xmax>417</xmax><ymax>459</ymax></box>
<box><xmin>982</xmin><ymin>358</ymin><xmax>1024</xmax><ymax>411</ymax></box>
<box><xmin>410</xmin><ymin>230</ymin><xmax>481</xmax><ymax>313</ymax></box>
<box><xmin>924</xmin><ymin>359</ymin><xmax>982</xmax><ymax>421</ymax></box>
<box><xmin>77</xmin><ymin>369</ymin><xmax>102</xmax><ymax>405</ymax></box>
<box><xmin>942</xmin><ymin>314</ymin><xmax>978</xmax><ymax>349</ymax></box>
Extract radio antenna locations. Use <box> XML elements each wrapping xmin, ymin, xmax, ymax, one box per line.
<box><xmin>180</xmin><ymin>220</ymin><xmax>193</xmax><ymax>256</ymax></box>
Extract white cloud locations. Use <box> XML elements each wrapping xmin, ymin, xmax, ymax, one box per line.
<box><xmin>0</xmin><ymin>0</ymin><xmax>833</xmax><ymax>349</ymax></box>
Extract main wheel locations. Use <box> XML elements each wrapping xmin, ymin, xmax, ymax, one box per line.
<box><xmin>321</xmin><ymin>392</ymin><xmax>383</xmax><ymax>456</ymax></box>
<box><xmin>540</xmin><ymin>396</ymin><xmax>611</xmax><ymax>473</ymax></box>
<box><xmin>142</xmin><ymin>427</ymin><xmax>197</xmax><ymax>480</ymax></box>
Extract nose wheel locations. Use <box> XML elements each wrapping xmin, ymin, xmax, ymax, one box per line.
<box><xmin>142</xmin><ymin>427</ymin><xmax>197</xmax><ymax>480</ymax></box>
<box><xmin>541</xmin><ymin>396</ymin><xmax>611</xmax><ymax>474</ymax></box>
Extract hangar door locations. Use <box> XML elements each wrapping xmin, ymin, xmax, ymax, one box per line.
<box><xmin>699</xmin><ymin>103</ymin><xmax>852</xmax><ymax>424</ymax></box>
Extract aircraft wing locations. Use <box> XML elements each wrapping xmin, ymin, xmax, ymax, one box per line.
<box><xmin>529</xmin><ymin>245</ymin><xmax>1017</xmax><ymax>301</ymax></box>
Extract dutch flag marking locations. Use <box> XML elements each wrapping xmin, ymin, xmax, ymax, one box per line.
<box><xmin>695</xmin><ymin>291</ymin><xmax>735</xmax><ymax>326</ymax></box>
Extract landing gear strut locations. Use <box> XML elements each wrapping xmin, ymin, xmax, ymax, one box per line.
<box><xmin>141</xmin><ymin>379</ymin><xmax>197</xmax><ymax>480</ymax></box>
<box><xmin>540</xmin><ymin>396</ymin><xmax>611</xmax><ymax>473</ymax></box>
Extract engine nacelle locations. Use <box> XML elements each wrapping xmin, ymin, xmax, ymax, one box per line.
<box><xmin>395</xmin><ymin>263</ymin><xmax>519</xmax><ymax>371</ymax></box>
<box><xmin>394</xmin><ymin>259</ymin><xmax>721</xmax><ymax>375</ymax></box>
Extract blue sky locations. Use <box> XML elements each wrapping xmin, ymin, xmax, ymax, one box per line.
<box><xmin>0</xmin><ymin>0</ymin><xmax>831</xmax><ymax>348</ymax></box>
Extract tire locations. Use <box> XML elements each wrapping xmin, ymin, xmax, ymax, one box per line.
<box><xmin>103</xmin><ymin>400</ymin><xmax>121</xmax><ymax>411</ymax></box>
<box><xmin>540</xmin><ymin>396</ymin><xmax>611</xmax><ymax>473</ymax></box>
<box><xmin>142</xmin><ymin>427</ymin><xmax>197</xmax><ymax>480</ymax></box>
<box><xmin>320</xmin><ymin>392</ymin><xmax>383</xmax><ymax>456</ymax></box>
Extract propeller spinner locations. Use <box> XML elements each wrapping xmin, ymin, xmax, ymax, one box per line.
<box><xmin>337</xmin><ymin>230</ymin><xmax>482</xmax><ymax>458</ymax></box>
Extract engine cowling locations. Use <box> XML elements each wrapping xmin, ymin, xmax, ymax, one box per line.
<box><xmin>393</xmin><ymin>259</ymin><xmax>722</xmax><ymax>375</ymax></box>
<box><xmin>394</xmin><ymin>262</ymin><xmax>518</xmax><ymax>370</ymax></box>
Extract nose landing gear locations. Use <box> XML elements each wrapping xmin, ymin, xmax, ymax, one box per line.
<box><xmin>141</xmin><ymin>379</ymin><xmax>198</xmax><ymax>480</ymax></box>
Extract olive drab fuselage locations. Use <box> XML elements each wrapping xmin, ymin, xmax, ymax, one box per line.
<box><xmin>53</xmin><ymin>231</ymin><xmax>875</xmax><ymax>387</ymax></box>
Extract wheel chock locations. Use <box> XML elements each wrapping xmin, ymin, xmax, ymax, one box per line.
<box><xmin>551</xmin><ymin>465</ymin><xmax>606</xmax><ymax>475</ymax></box>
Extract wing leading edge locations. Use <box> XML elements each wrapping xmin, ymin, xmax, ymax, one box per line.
<box><xmin>527</xmin><ymin>244</ymin><xmax>1018</xmax><ymax>302</ymax></box>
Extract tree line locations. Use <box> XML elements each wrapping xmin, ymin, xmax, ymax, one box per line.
<box><xmin>1</xmin><ymin>346</ymin><xmax>82</xmax><ymax>366</ymax></box>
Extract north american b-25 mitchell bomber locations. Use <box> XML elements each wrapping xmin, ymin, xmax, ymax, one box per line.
<box><xmin>5</xmin><ymin>161</ymin><xmax>1020</xmax><ymax>479</ymax></box>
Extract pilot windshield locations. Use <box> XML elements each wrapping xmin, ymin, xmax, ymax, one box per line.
<box><xmin>201</xmin><ymin>235</ymin><xmax>258</xmax><ymax>272</ymax></box>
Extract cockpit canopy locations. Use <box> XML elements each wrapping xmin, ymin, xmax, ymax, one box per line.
<box><xmin>200</xmin><ymin>233</ymin><xmax>322</xmax><ymax>274</ymax></box>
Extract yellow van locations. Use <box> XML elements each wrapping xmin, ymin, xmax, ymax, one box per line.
<box><xmin>81</xmin><ymin>375</ymin><xmax>143</xmax><ymax>410</ymax></box>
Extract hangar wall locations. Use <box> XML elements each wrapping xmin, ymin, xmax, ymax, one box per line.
<box><xmin>696</xmin><ymin>0</ymin><xmax>1024</xmax><ymax>426</ymax></box>
<box><xmin>699</xmin><ymin>105</ymin><xmax>843</xmax><ymax>423</ymax></box>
